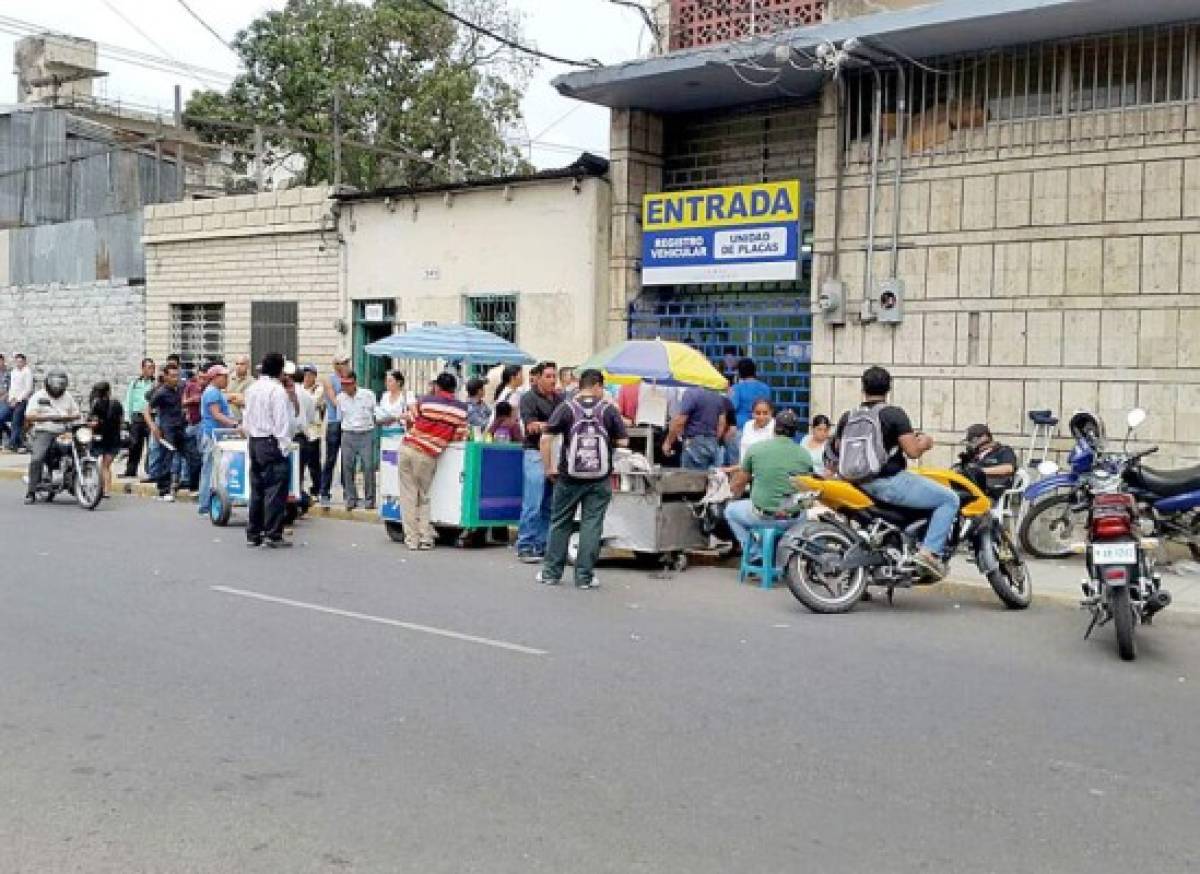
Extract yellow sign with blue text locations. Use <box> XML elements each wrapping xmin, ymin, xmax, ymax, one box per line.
<box><xmin>641</xmin><ymin>180</ymin><xmax>802</xmax><ymax>285</ymax></box>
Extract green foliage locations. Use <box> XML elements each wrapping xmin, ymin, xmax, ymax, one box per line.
<box><xmin>186</xmin><ymin>0</ymin><xmax>534</xmax><ymax>190</ymax></box>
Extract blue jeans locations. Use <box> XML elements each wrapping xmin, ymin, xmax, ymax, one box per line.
<box><xmin>196</xmin><ymin>432</ymin><xmax>216</xmax><ymax>514</ymax></box>
<box><xmin>8</xmin><ymin>400</ymin><xmax>26</xmax><ymax>449</ymax></box>
<box><xmin>147</xmin><ymin>433</ymin><xmax>163</xmax><ymax>480</ymax></box>
<box><xmin>861</xmin><ymin>470</ymin><xmax>959</xmax><ymax>555</ymax></box>
<box><xmin>725</xmin><ymin>498</ymin><xmax>794</xmax><ymax>561</ymax></box>
<box><xmin>682</xmin><ymin>434</ymin><xmax>721</xmax><ymax>470</ymax></box>
<box><xmin>516</xmin><ymin>449</ymin><xmax>553</xmax><ymax>556</ymax></box>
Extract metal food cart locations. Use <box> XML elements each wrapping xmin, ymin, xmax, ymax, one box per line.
<box><xmin>207</xmin><ymin>429</ymin><xmax>302</xmax><ymax>527</ymax></box>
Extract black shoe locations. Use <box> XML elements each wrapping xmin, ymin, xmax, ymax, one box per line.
<box><xmin>23</xmin><ymin>494</ymin><xmax>35</xmax><ymax>505</ymax></box>
<box><xmin>266</xmin><ymin>539</ymin><xmax>293</xmax><ymax>549</ymax></box>
<box><xmin>246</xmin><ymin>539</ymin><xmax>263</xmax><ymax>548</ymax></box>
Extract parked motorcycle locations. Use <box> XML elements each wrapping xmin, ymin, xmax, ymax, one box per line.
<box><xmin>1079</xmin><ymin>437</ymin><xmax>1171</xmax><ymax>661</ymax></box>
<box><xmin>27</xmin><ymin>422</ymin><xmax>104</xmax><ymax>510</ymax></box>
<box><xmin>780</xmin><ymin>468</ymin><xmax>1031</xmax><ymax>614</ymax></box>
<box><xmin>1020</xmin><ymin>409</ymin><xmax>1200</xmax><ymax>560</ymax></box>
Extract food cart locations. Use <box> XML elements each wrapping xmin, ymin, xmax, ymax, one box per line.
<box><xmin>365</xmin><ymin>323</ymin><xmax>534</xmax><ymax>546</ymax></box>
<box><xmin>207</xmin><ymin>429</ymin><xmax>302</xmax><ymax>527</ymax></box>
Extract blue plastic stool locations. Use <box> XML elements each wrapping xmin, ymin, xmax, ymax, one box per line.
<box><xmin>738</xmin><ymin>526</ymin><xmax>783</xmax><ymax>590</ymax></box>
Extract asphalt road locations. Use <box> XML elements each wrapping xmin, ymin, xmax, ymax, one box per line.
<box><xmin>1</xmin><ymin>482</ymin><xmax>1198</xmax><ymax>874</ymax></box>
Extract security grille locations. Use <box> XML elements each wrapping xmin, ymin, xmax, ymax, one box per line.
<box><xmin>464</xmin><ymin>294</ymin><xmax>518</xmax><ymax>343</ymax></box>
<box><xmin>169</xmin><ymin>303</ymin><xmax>224</xmax><ymax>372</ymax></box>
<box><xmin>251</xmin><ymin>301</ymin><xmax>299</xmax><ymax>366</ymax></box>
<box><xmin>628</xmin><ymin>288</ymin><xmax>812</xmax><ymax>420</ymax></box>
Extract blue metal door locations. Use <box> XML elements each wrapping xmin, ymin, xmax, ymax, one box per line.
<box><xmin>628</xmin><ymin>287</ymin><xmax>812</xmax><ymax>419</ymax></box>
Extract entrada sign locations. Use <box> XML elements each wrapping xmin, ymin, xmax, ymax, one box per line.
<box><xmin>641</xmin><ymin>180</ymin><xmax>801</xmax><ymax>285</ymax></box>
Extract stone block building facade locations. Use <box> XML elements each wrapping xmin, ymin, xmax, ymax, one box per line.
<box><xmin>143</xmin><ymin>188</ymin><xmax>342</xmax><ymax>370</ymax></box>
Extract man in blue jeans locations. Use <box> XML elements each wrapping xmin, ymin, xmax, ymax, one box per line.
<box><xmin>663</xmin><ymin>385</ymin><xmax>728</xmax><ymax>470</ymax></box>
<box><xmin>516</xmin><ymin>362</ymin><xmax>561</xmax><ymax>562</ymax></box>
<box><xmin>828</xmin><ymin>366</ymin><xmax>958</xmax><ymax>580</ymax></box>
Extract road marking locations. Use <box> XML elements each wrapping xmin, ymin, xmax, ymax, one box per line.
<box><xmin>211</xmin><ymin>586</ymin><xmax>548</xmax><ymax>656</ymax></box>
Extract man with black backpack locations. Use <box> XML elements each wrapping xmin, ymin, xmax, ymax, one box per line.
<box><xmin>537</xmin><ymin>369</ymin><xmax>628</xmax><ymax>590</ymax></box>
<box><xmin>827</xmin><ymin>366</ymin><xmax>958</xmax><ymax>580</ymax></box>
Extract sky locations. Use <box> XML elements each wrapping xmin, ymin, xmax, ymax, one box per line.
<box><xmin>0</xmin><ymin>0</ymin><xmax>648</xmax><ymax>169</ymax></box>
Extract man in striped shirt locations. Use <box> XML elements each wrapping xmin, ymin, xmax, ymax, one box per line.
<box><xmin>398</xmin><ymin>372</ymin><xmax>468</xmax><ymax>550</ymax></box>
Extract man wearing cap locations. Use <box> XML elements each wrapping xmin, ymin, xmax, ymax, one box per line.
<box><xmin>961</xmin><ymin>424</ymin><xmax>1018</xmax><ymax>499</ymax></box>
<box><xmin>724</xmin><ymin>409</ymin><xmax>815</xmax><ymax>565</ymax></box>
<box><xmin>196</xmin><ymin>364</ymin><xmax>238</xmax><ymax>517</ymax></box>
<box><xmin>319</xmin><ymin>355</ymin><xmax>351</xmax><ymax>507</ymax></box>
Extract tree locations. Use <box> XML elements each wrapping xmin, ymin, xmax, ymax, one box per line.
<box><xmin>186</xmin><ymin>0</ymin><xmax>535</xmax><ymax>190</ymax></box>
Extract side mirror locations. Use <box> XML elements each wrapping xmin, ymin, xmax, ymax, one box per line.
<box><xmin>1126</xmin><ymin>408</ymin><xmax>1146</xmax><ymax>430</ymax></box>
<box><xmin>1038</xmin><ymin>460</ymin><xmax>1059</xmax><ymax>477</ymax></box>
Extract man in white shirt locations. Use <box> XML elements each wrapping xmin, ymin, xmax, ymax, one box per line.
<box><xmin>335</xmin><ymin>371</ymin><xmax>378</xmax><ymax>510</ymax></box>
<box><xmin>23</xmin><ymin>369</ymin><xmax>80</xmax><ymax>504</ymax></box>
<box><xmin>242</xmin><ymin>353</ymin><xmax>293</xmax><ymax>548</ymax></box>
<box><xmin>7</xmin><ymin>353</ymin><xmax>34</xmax><ymax>452</ymax></box>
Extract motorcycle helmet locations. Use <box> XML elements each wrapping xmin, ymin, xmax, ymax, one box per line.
<box><xmin>45</xmin><ymin>369</ymin><xmax>68</xmax><ymax>399</ymax></box>
<box><xmin>1068</xmin><ymin>410</ymin><xmax>1105</xmax><ymax>449</ymax></box>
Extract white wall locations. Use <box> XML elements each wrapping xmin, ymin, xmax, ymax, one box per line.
<box><xmin>343</xmin><ymin>175</ymin><xmax>611</xmax><ymax>367</ymax></box>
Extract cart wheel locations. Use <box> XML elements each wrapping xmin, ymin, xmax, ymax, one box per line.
<box><xmin>210</xmin><ymin>487</ymin><xmax>232</xmax><ymax>527</ymax></box>
<box><xmin>384</xmin><ymin>521</ymin><xmax>406</xmax><ymax>543</ymax></box>
<box><xmin>671</xmin><ymin>553</ymin><xmax>689</xmax><ymax>573</ymax></box>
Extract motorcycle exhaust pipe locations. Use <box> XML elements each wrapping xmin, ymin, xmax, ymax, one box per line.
<box><xmin>1143</xmin><ymin>590</ymin><xmax>1172</xmax><ymax>617</ymax></box>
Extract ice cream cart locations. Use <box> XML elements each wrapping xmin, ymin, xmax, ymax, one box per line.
<box><xmin>364</xmin><ymin>323</ymin><xmax>536</xmax><ymax>546</ymax></box>
<box><xmin>207</xmin><ymin>429</ymin><xmax>302</xmax><ymax>527</ymax></box>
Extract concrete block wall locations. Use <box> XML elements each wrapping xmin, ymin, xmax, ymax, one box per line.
<box><xmin>143</xmin><ymin>187</ymin><xmax>342</xmax><ymax>367</ymax></box>
<box><xmin>813</xmin><ymin>96</ymin><xmax>1200</xmax><ymax>467</ymax></box>
<box><xmin>0</xmin><ymin>279</ymin><xmax>145</xmax><ymax>399</ymax></box>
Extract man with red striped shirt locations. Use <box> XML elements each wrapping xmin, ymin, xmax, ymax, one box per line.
<box><xmin>398</xmin><ymin>372</ymin><xmax>468</xmax><ymax>550</ymax></box>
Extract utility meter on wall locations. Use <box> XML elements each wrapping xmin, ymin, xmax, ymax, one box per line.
<box><xmin>876</xmin><ymin>278</ymin><xmax>905</xmax><ymax>324</ymax></box>
<box><xmin>817</xmin><ymin>279</ymin><xmax>846</xmax><ymax>325</ymax></box>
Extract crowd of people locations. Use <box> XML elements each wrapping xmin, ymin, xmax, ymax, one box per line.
<box><xmin>2</xmin><ymin>346</ymin><xmax>1019</xmax><ymax>585</ymax></box>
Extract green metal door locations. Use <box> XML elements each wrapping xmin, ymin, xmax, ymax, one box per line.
<box><xmin>353</xmin><ymin>300</ymin><xmax>395</xmax><ymax>396</ymax></box>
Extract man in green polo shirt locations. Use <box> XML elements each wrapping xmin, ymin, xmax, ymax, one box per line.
<box><xmin>725</xmin><ymin>409</ymin><xmax>814</xmax><ymax>562</ymax></box>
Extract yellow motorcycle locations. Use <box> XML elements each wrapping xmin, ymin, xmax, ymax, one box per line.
<box><xmin>779</xmin><ymin>468</ymin><xmax>1031</xmax><ymax>614</ymax></box>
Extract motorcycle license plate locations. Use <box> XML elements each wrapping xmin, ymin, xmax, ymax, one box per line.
<box><xmin>1092</xmin><ymin>543</ymin><xmax>1137</xmax><ymax>564</ymax></box>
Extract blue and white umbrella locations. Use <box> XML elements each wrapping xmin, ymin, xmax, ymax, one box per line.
<box><xmin>364</xmin><ymin>323</ymin><xmax>535</xmax><ymax>364</ymax></box>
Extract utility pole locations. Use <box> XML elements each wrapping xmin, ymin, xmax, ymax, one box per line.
<box><xmin>253</xmin><ymin>125</ymin><xmax>264</xmax><ymax>191</ymax></box>
<box><xmin>174</xmin><ymin>84</ymin><xmax>185</xmax><ymax>200</ymax></box>
<box><xmin>332</xmin><ymin>85</ymin><xmax>343</xmax><ymax>187</ymax></box>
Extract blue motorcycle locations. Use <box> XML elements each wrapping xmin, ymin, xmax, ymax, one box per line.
<box><xmin>1019</xmin><ymin>410</ymin><xmax>1200</xmax><ymax>559</ymax></box>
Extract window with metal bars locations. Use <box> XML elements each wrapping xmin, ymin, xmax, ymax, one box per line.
<box><xmin>842</xmin><ymin>21</ymin><xmax>1200</xmax><ymax>164</ymax></box>
<box><xmin>169</xmin><ymin>303</ymin><xmax>224</xmax><ymax>372</ymax></box>
<box><xmin>464</xmin><ymin>294</ymin><xmax>518</xmax><ymax>344</ymax></box>
<box><xmin>251</xmin><ymin>301</ymin><xmax>299</xmax><ymax>366</ymax></box>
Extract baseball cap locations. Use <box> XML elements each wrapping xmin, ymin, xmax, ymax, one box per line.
<box><xmin>284</xmin><ymin>360</ymin><xmax>297</xmax><ymax>376</ymax></box>
<box><xmin>333</xmin><ymin>354</ymin><xmax>351</xmax><ymax>364</ymax></box>
<box><xmin>206</xmin><ymin>364</ymin><xmax>229</xmax><ymax>377</ymax></box>
<box><xmin>965</xmin><ymin>423</ymin><xmax>991</xmax><ymax>443</ymax></box>
<box><xmin>300</xmin><ymin>363</ymin><xmax>317</xmax><ymax>373</ymax></box>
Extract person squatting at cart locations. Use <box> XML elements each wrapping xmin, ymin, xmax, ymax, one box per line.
<box><xmin>242</xmin><ymin>353</ymin><xmax>293</xmax><ymax>549</ymax></box>
<box><xmin>537</xmin><ymin>369</ymin><xmax>628</xmax><ymax>590</ymax></box>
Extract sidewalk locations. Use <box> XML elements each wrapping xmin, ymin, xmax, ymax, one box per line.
<box><xmin>2</xmin><ymin>449</ymin><xmax>1198</xmax><ymax>620</ymax></box>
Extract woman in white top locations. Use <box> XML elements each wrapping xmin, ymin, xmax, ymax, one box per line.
<box><xmin>374</xmin><ymin>370</ymin><xmax>409</xmax><ymax>430</ymax></box>
<box><xmin>740</xmin><ymin>398</ymin><xmax>776</xmax><ymax>455</ymax></box>
<box><xmin>800</xmin><ymin>414</ymin><xmax>832</xmax><ymax>468</ymax></box>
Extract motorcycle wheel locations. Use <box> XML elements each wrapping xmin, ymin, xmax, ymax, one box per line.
<box><xmin>75</xmin><ymin>461</ymin><xmax>103</xmax><ymax>510</ymax></box>
<box><xmin>1018</xmin><ymin>493</ymin><xmax>1086</xmax><ymax>559</ymax></box>
<box><xmin>783</xmin><ymin>523</ymin><xmax>868</xmax><ymax>614</ymax></box>
<box><xmin>984</xmin><ymin>527</ymin><xmax>1032</xmax><ymax>610</ymax></box>
<box><xmin>1110</xmin><ymin>586</ymin><xmax>1137</xmax><ymax>661</ymax></box>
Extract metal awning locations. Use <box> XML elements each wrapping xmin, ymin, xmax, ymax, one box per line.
<box><xmin>554</xmin><ymin>0</ymin><xmax>1200</xmax><ymax>113</ymax></box>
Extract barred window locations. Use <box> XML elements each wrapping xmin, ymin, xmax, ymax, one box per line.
<box><xmin>464</xmin><ymin>294</ymin><xmax>517</xmax><ymax>344</ymax></box>
<box><xmin>170</xmin><ymin>303</ymin><xmax>224</xmax><ymax>371</ymax></box>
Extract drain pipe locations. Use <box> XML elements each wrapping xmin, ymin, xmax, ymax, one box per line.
<box><xmin>889</xmin><ymin>61</ymin><xmax>906</xmax><ymax>279</ymax></box>
<box><xmin>862</xmin><ymin>65</ymin><xmax>883</xmax><ymax>320</ymax></box>
<box><xmin>829</xmin><ymin>75</ymin><xmax>846</xmax><ymax>280</ymax></box>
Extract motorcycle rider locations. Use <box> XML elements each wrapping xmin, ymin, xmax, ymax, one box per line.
<box><xmin>827</xmin><ymin>366</ymin><xmax>958</xmax><ymax>580</ymax></box>
<box><xmin>960</xmin><ymin>424</ymin><xmax>1018</xmax><ymax>499</ymax></box>
<box><xmin>23</xmin><ymin>369</ymin><xmax>81</xmax><ymax>505</ymax></box>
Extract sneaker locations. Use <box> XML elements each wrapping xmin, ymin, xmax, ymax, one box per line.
<box><xmin>576</xmin><ymin>577</ymin><xmax>600</xmax><ymax>590</ymax></box>
<box><xmin>517</xmin><ymin>552</ymin><xmax>543</xmax><ymax>565</ymax></box>
<box><xmin>536</xmin><ymin>571</ymin><xmax>562</xmax><ymax>586</ymax></box>
<box><xmin>23</xmin><ymin>494</ymin><xmax>35</xmax><ymax>505</ymax></box>
<box><xmin>913</xmin><ymin>550</ymin><xmax>947</xmax><ymax>581</ymax></box>
<box><xmin>156</xmin><ymin>495</ymin><xmax>175</xmax><ymax>503</ymax></box>
<box><xmin>266</xmin><ymin>539</ymin><xmax>293</xmax><ymax>549</ymax></box>
<box><xmin>319</xmin><ymin>495</ymin><xmax>332</xmax><ymax>508</ymax></box>
<box><xmin>418</xmin><ymin>542</ymin><xmax>434</xmax><ymax>551</ymax></box>
<box><xmin>246</xmin><ymin>539</ymin><xmax>263</xmax><ymax>548</ymax></box>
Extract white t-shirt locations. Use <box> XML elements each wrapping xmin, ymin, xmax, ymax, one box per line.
<box><xmin>802</xmin><ymin>435</ymin><xmax>827</xmax><ymax>466</ymax></box>
<box><xmin>741</xmin><ymin>419</ymin><xmax>775</xmax><ymax>454</ymax></box>
<box><xmin>27</xmin><ymin>389</ymin><xmax>80</xmax><ymax>434</ymax></box>
<box><xmin>374</xmin><ymin>391</ymin><xmax>408</xmax><ymax>428</ymax></box>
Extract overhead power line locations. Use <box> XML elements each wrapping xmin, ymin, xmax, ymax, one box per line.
<box><xmin>412</xmin><ymin>0</ymin><xmax>596</xmax><ymax>68</ymax></box>
<box><xmin>97</xmin><ymin>0</ymin><xmax>212</xmax><ymax>90</ymax></box>
<box><xmin>173</xmin><ymin>0</ymin><xmax>237</xmax><ymax>53</ymax></box>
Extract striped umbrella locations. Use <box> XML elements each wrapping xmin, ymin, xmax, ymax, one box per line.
<box><xmin>580</xmin><ymin>339</ymin><xmax>727</xmax><ymax>390</ymax></box>
<box><xmin>364</xmin><ymin>324</ymin><xmax>534</xmax><ymax>364</ymax></box>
